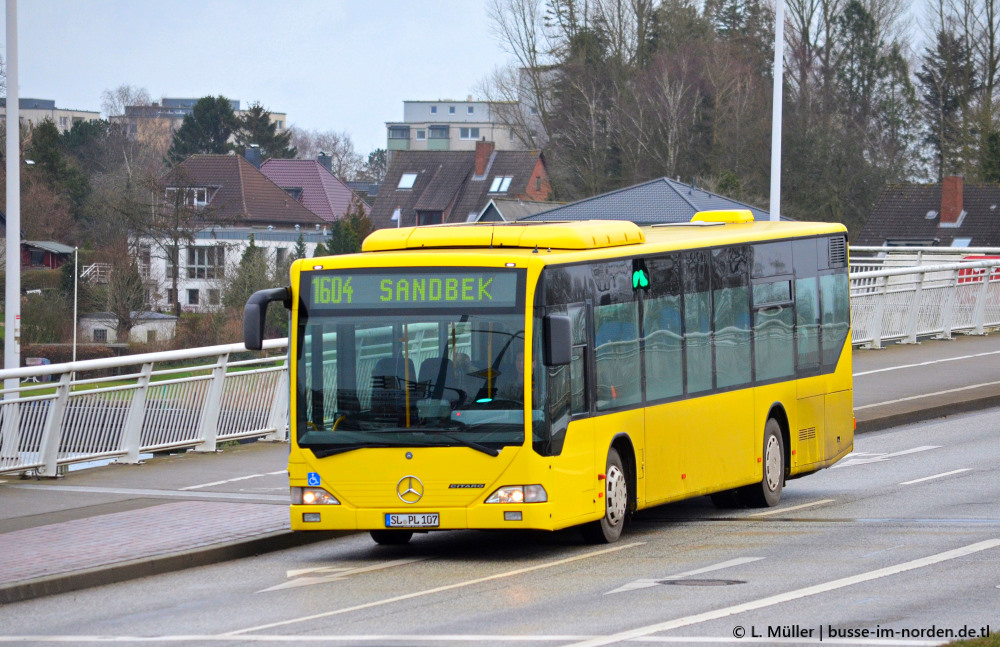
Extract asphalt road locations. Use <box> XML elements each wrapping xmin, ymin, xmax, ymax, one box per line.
<box><xmin>1</xmin><ymin>406</ymin><xmax>997</xmax><ymax>646</ymax></box>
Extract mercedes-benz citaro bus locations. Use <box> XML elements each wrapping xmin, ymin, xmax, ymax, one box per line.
<box><xmin>243</xmin><ymin>211</ymin><xmax>853</xmax><ymax>545</ymax></box>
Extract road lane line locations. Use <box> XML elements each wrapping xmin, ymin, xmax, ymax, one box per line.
<box><xmin>854</xmin><ymin>380</ymin><xmax>1000</xmax><ymax>410</ymax></box>
<box><xmin>181</xmin><ymin>470</ymin><xmax>286</xmax><ymax>490</ymax></box>
<box><xmin>564</xmin><ymin>539</ymin><xmax>1000</xmax><ymax>647</ymax></box>
<box><xmin>854</xmin><ymin>349</ymin><xmax>1000</xmax><ymax>376</ymax></box>
<box><xmin>832</xmin><ymin>446</ymin><xmax>940</xmax><ymax>469</ymax></box>
<box><xmin>899</xmin><ymin>469</ymin><xmax>971</xmax><ymax>486</ymax></box>
<box><xmin>748</xmin><ymin>499</ymin><xmax>835</xmax><ymax>517</ymax></box>
<box><xmin>225</xmin><ymin>541</ymin><xmax>645</xmax><ymax>636</ymax></box>
<box><xmin>606</xmin><ymin>557</ymin><xmax>765</xmax><ymax>594</ymax></box>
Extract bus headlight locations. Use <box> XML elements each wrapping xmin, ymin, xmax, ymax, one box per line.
<box><xmin>292</xmin><ymin>486</ymin><xmax>340</xmax><ymax>505</ymax></box>
<box><xmin>485</xmin><ymin>485</ymin><xmax>547</xmax><ymax>504</ymax></box>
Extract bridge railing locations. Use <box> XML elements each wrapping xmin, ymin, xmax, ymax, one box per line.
<box><xmin>0</xmin><ymin>339</ymin><xmax>290</xmax><ymax>476</ymax></box>
<box><xmin>850</xmin><ymin>258</ymin><xmax>1000</xmax><ymax>348</ymax></box>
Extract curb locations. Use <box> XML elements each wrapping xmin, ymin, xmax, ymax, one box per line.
<box><xmin>855</xmin><ymin>393</ymin><xmax>1000</xmax><ymax>434</ymax></box>
<box><xmin>0</xmin><ymin>529</ymin><xmax>345</xmax><ymax>605</ymax></box>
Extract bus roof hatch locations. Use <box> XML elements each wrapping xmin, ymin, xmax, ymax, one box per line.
<box><xmin>362</xmin><ymin>220</ymin><xmax>645</xmax><ymax>251</ymax></box>
<box><xmin>691</xmin><ymin>209</ymin><xmax>755</xmax><ymax>224</ymax></box>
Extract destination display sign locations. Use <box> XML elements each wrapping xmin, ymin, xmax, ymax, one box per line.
<box><xmin>307</xmin><ymin>270</ymin><xmax>520</xmax><ymax>310</ymax></box>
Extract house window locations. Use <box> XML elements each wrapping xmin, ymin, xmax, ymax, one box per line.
<box><xmin>93</xmin><ymin>328</ymin><xmax>108</xmax><ymax>343</ymax></box>
<box><xmin>188</xmin><ymin>289</ymin><xmax>200</xmax><ymax>305</ymax></box>
<box><xmin>59</xmin><ymin>116</ymin><xmax>68</xmax><ymax>128</ymax></box>
<box><xmin>165</xmin><ymin>187</ymin><xmax>208</xmax><ymax>208</ymax></box>
<box><xmin>952</xmin><ymin>237</ymin><xmax>972</xmax><ymax>247</ymax></box>
<box><xmin>449</xmin><ymin>106</ymin><xmax>456</xmax><ymax>114</ymax></box>
<box><xmin>276</xmin><ymin>120</ymin><xmax>283</xmax><ymax>130</ymax></box>
<box><xmin>536</xmin><ymin>176</ymin><xmax>541</xmax><ymax>191</ymax></box>
<box><xmin>468</xmin><ymin>106</ymin><xmax>474</xmax><ymax>114</ymax></box>
<box><xmin>387</xmin><ymin>126</ymin><xmax>410</xmax><ymax>139</ymax></box>
<box><xmin>166</xmin><ymin>288</ymin><xmax>176</xmax><ymax>305</ymax></box>
<box><xmin>139</xmin><ymin>244</ymin><xmax>151</xmax><ymax>279</ymax></box>
<box><xmin>29</xmin><ymin>250</ymin><xmax>45</xmax><ymax>266</ymax></box>
<box><xmin>489</xmin><ymin>176</ymin><xmax>513</xmax><ymax>193</ymax></box>
<box><xmin>459</xmin><ymin>127</ymin><xmax>480</xmax><ymax>140</ymax></box>
<box><xmin>510</xmin><ymin>128</ymin><xmax>515</xmax><ymax>142</ymax></box>
<box><xmin>398</xmin><ymin>173</ymin><xmax>418</xmax><ymax>189</ymax></box>
<box><xmin>276</xmin><ymin>248</ymin><xmax>288</xmax><ymax>266</ymax></box>
<box><xmin>415</xmin><ymin>129</ymin><xmax>426</xmax><ymax>140</ymax></box>
<box><xmin>430</xmin><ymin>105</ymin><xmax>437</xmax><ymax>114</ymax></box>
<box><xmin>147</xmin><ymin>329</ymin><xmax>157</xmax><ymax>343</ymax></box>
<box><xmin>417</xmin><ymin>212</ymin><xmax>443</xmax><ymax>226</ymax></box>
<box><xmin>428</xmin><ymin>125</ymin><xmax>449</xmax><ymax>139</ymax></box>
<box><xmin>208</xmin><ymin>289</ymin><xmax>221</xmax><ymax>305</ymax></box>
<box><xmin>186</xmin><ymin>245</ymin><xmax>225</xmax><ymax>279</ymax></box>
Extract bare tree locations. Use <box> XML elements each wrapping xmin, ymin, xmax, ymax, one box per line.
<box><xmin>100</xmin><ymin>84</ymin><xmax>151</xmax><ymax>119</ymax></box>
<box><xmin>288</xmin><ymin>126</ymin><xmax>363</xmax><ymax>179</ymax></box>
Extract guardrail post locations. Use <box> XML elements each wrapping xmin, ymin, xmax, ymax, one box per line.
<box><xmin>193</xmin><ymin>353</ymin><xmax>228</xmax><ymax>453</ymax></box>
<box><xmin>36</xmin><ymin>373</ymin><xmax>72</xmax><ymax>478</ymax></box>
<box><xmin>971</xmin><ymin>268</ymin><xmax>991</xmax><ymax>335</ymax></box>
<box><xmin>119</xmin><ymin>362</ymin><xmax>153</xmax><ymax>464</ymax></box>
<box><xmin>903</xmin><ymin>271</ymin><xmax>926</xmax><ymax>344</ymax></box>
<box><xmin>263</xmin><ymin>362</ymin><xmax>289</xmax><ymax>442</ymax></box>
<box><xmin>864</xmin><ymin>276</ymin><xmax>889</xmax><ymax>349</ymax></box>
<box><xmin>0</xmin><ymin>397</ymin><xmax>22</xmax><ymax>469</ymax></box>
<box><xmin>936</xmin><ymin>269</ymin><xmax>959</xmax><ymax>340</ymax></box>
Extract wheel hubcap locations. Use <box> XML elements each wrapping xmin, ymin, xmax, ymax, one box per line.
<box><xmin>606</xmin><ymin>465</ymin><xmax>627</xmax><ymax>526</ymax></box>
<box><xmin>765</xmin><ymin>435</ymin><xmax>781</xmax><ymax>491</ymax></box>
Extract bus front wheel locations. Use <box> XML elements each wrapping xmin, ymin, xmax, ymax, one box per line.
<box><xmin>370</xmin><ymin>530</ymin><xmax>413</xmax><ymax>545</ymax></box>
<box><xmin>582</xmin><ymin>448</ymin><xmax>628</xmax><ymax>543</ymax></box>
<box><xmin>741</xmin><ymin>418</ymin><xmax>784</xmax><ymax>507</ymax></box>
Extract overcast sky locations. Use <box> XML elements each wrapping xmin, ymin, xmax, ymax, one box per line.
<box><xmin>1</xmin><ymin>0</ymin><xmax>511</xmax><ymax>155</ymax></box>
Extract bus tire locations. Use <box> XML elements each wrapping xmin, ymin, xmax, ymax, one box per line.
<box><xmin>582</xmin><ymin>448</ymin><xmax>627</xmax><ymax>544</ymax></box>
<box><xmin>370</xmin><ymin>530</ymin><xmax>413</xmax><ymax>545</ymax></box>
<box><xmin>741</xmin><ymin>418</ymin><xmax>784</xmax><ymax>507</ymax></box>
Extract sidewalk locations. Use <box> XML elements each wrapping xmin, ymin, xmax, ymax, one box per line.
<box><xmin>3</xmin><ymin>334</ymin><xmax>999</xmax><ymax>604</ymax></box>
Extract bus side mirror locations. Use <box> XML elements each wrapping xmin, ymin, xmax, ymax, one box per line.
<box><xmin>244</xmin><ymin>287</ymin><xmax>291</xmax><ymax>350</ymax></box>
<box><xmin>543</xmin><ymin>314</ymin><xmax>572</xmax><ymax>366</ymax></box>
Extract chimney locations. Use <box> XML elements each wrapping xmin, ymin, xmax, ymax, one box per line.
<box><xmin>941</xmin><ymin>175</ymin><xmax>964</xmax><ymax>225</ymax></box>
<box><xmin>317</xmin><ymin>151</ymin><xmax>333</xmax><ymax>174</ymax></box>
<box><xmin>475</xmin><ymin>140</ymin><xmax>495</xmax><ymax>176</ymax></box>
<box><xmin>244</xmin><ymin>145</ymin><xmax>261</xmax><ymax>168</ymax></box>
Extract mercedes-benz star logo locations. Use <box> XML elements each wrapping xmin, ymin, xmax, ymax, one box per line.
<box><xmin>396</xmin><ymin>475</ymin><xmax>424</xmax><ymax>504</ymax></box>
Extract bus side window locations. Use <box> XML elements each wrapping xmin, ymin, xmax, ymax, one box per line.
<box><xmin>712</xmin><ymin>246</ymin><xmax>751</xmax><ymax>389</ymax></box>
<box><xmin>644</xmin><ymin>255</ymin><xmax>683</xmax><ymax>401</ymax></box>
<box><xmin>683</xmin><ymin>251</ymin><xmax>713</xmax><ymax>394</ymax></box>
<box><xmin>820</xmin><ymin>272</ymin><xmax>850</xmax><ymax>367</ymax></box>
<box><xmin>594</xmin><ymin>302</ymin><xmax>641</xmax><ymax>410</ymax></box>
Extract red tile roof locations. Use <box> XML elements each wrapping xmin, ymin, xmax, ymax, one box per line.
<box><xmin>167</xmin><ymin>155</ymin><xmax>324</xmax><ymax>226</ymax></box>
<box><xmin>259</xmin><ymin>159</ymin><xmax>369</xmax><ymax>223</ymax></box>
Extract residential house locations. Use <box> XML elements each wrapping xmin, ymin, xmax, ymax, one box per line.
<box><xmin>80</xmin><ymin>311</ymin><xmax>178</xmax><ymax>345</ymax></box>
<box><xmin>477</xmin><ymin>198</ymin><xmax>556</xmax><ymax>222</ymax></box>
<box><xmin>0</xmin><ymin>98</ymin><xmax>100</xmax><ymax>133</ymax></box>
<box><xmin>114</xmin><ymin>97</ymin><xmax>287</xmax><ymax>140</ymax></box>
<box><xmin>22</xmin><ymin>241</ymin><xmax>74</xmax><ymax>270</ymax></box>
<box><xmin>139</xmin><ymin>153</ymin><xmax>328</xmax><ymax>312</ymax></box>
<box><xmin>370</xmin><ymin>141</ymin><xmax>552</xmax><ymax>229</ymax></box>
<box><xmin>346</xmin><ymin>181</ymin><xmax>380</xmax><ymax>207</ymax></box>
<box><xmin>259</xmin><ymin>156</ymin><xmax>370</xmax><ymax>223</ymax></box>
<box><xmin>856</xmin><ymin>176</ymin><xmax>1000</xmax><ymax>248</ymax></box>
<box><xmin>386</xmin><ymin>99</ymin><xmax>521</xmax><ymax>164</ymax></box>
<box><xmin>520</xmin><ymin>177</ymin><xmax>772</xmax><ymax>224</ymax></box>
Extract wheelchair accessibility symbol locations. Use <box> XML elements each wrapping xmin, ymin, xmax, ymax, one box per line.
<box><xmin>307</xmin><ymin>472</ymin><xmax>321</xmax><ymax>487</ymax></box>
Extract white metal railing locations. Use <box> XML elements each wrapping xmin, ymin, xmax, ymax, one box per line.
<box><xmin>0</xmin><ymin>339</ymin><xmax>290</xmax><ymax>476</ymax></box>
<box><xmin>850</xmin><ymin>258</ymin><xmax>1000</xmax><ymax>348</ymax></box>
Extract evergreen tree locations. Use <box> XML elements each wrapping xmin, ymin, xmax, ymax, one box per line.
<box><xmin>293</xmin><ymin>232</ymin><xmax>307</xmax><ymax>259</ymax></box>
<box><xmin>25</xmin><ymin>119</ymin><xmax>90</xmax><ymax>221</ymax></box>
<box><xmin>168</xmin><ymin>96</ymin><xmax>238</xmax><ymax>163</ymax></box>
<box><xmin>314</xmin><ymin>198</ymin><xmax>372</xmax><ymax>256</ymax></box>
<box><xmin>234</xmin><ymin>102</ymin><xmax>296</xmax><ymax>160</ymax></box>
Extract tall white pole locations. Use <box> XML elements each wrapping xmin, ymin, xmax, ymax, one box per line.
<box><xmin>769</xmin><ymin>0</ymin><xmax>785</xmax><ymax>222</ymax></box>
<box><xmin>5</xmin><ymin>0</ymin><xmax>21</xmax><ymax>392</ymax></box>
<box><xmin>72</xmin><ymin>247</ymin><xmax>78</xmax><ymax>363</ymax></box>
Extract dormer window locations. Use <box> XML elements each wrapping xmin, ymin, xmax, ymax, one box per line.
<box><xmin>398</xmin><ymin>173</ymin><xmax>418</xmax><ymax>189</ymax></box>
<box><xmin>165</xmin><ymin>187</ymin><xmax>209</xmax><ymax>208</ymax></box>
<box><xmin>489</xmin><ymin>176</ymin><xmax>513</xmax><ymax>193</ymax></box>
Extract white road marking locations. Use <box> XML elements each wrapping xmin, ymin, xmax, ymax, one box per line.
<box><xmin>899</xmin><ymin>469</ymin><xmax>971</xmax><ymax>486</ymax></box>
<box><xmin>181</xmin><ymin>470</ymin><xmax>286</xmax><ymax>490</ymax></box>
<box><xmin>258</xmin><ymin>557</ymin><xmax>427</xmax><ymax>592</ymax></box>
<box><xmin>606</xmin><ymin>557</ymin><xmax>765</xmax><ymax>594</ymax></box>
<box><xmin>564</xmin><ymin>539</ymin><xmax>1000</xmax><ymax>647</ymax></box>
<box><xmin>831</xmin><ymin>446</ymin><xmax>940</xmax><ymax>469</ymax></box>
<box><xmin>226</xmin><ymin>541</ymin><xmax>645</xmax><ymax>636</ymax></box>
<box><xmin>0</xmin><ymin>635</ymin><xmax>949</xmax><ymax>644</ymax></box>
<box><xmin>9</xmin><ymin>484</ymin><xmax>286</xmax><ymax>503</ymax></box>
<box><xmin>854</xmin><ymin>348</ymin><xmax>1000</xmax><ymax>376</ymax></box>
<box><xmin>748</xmin><ymin>499</ymin><xmax>835</xmax><ymax>517</ymax></box>
<box><xmin>854</xmin><ymin>380</ymin><xmax>1000</xmax><ymax>410</ymax></box>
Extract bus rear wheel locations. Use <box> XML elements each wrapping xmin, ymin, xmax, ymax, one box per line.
<box><xmin>370</xmin><ymin>530</ymin><xmax>413</xmax><ymax>545</ymax></box>
<box><xmin>740</xmin><ymin>418</ymin><xmax>784</xmax><ymax>507</ymax></box>
<box><xmin>582</xmin><ymin>448</ymin><xmax>628</xmax><ymax>544</ymax></box>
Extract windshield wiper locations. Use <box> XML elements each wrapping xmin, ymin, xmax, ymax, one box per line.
<box><xmin>310</xmin><ymin>442</ymin><xmax>398</xmax><ymax>458</ymax></box>
<box><xmin>412</xmin><ymin>430</ymin><xmax>500</xmax><ymax>457</ymax></box>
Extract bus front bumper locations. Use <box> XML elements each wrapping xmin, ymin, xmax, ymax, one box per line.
<box><xmin>290</xmin><ymin>503</ymin><xmax>559</xmax><ymax>532</ymax></box>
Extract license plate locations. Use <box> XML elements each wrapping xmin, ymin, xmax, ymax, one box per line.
<box><xmin>385</xmin><ymin>513</ymin><xmax>439</xmax><ymax>528</ymax></box>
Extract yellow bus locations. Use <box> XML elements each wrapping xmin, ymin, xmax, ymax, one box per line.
<box><xmin>244</xmin><ymin>211</ymin><xmax>853</xmax><ymax>544</ymax></box>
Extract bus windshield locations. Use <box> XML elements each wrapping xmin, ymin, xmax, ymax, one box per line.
<box><xmin>296</xmin><ymin>269</ymin><xmax>529</xmax><ymax>456</ymax></box>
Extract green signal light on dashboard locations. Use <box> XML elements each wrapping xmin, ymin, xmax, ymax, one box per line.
<box><xmin>632</xmin><ymin>269</ymin><xmax>649</xmax><ymax>289</ymax></box>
